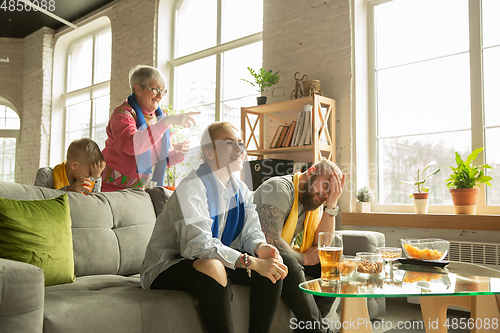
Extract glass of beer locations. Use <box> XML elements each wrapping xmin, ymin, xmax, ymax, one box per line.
<box><xmin>318</xmin><ymin>232</ymin><xmax>343</xmax><ymax>284</ymax></box>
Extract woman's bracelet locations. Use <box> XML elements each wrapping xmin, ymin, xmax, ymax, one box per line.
<box><xmin>243</xmin><ymin>253</ymin><xmax>251</xmax><ymax>278</ymax></box>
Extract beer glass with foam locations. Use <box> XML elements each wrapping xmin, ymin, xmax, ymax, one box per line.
<box><xmin>318</xmin><ymin>232</ymin><xmax>343</xmax><ymax>284</ymax></box>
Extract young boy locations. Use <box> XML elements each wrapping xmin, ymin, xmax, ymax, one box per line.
<box><xmin>34</xmin><ymin>138</ymin><xmax>106</xmax><ymax>194</ymax></box>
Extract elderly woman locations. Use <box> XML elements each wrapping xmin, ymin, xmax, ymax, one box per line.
<box><xmin>141</xmin><ymin>122</ymin><xmax>288</xmax><ymax>333</ymax></box>
<box><xmin>101</xmin><ymin>65</ymin><xmax>199</xmax><ymax>191</ymax></box>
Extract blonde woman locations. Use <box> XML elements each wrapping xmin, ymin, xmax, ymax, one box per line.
<box><xmin>140</xmin><ymin>122</ymin><xmax>288</xmax><ymax>333</ymax></box>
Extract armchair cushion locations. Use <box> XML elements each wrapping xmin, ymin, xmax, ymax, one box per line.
<box><xmin>338</xmin><ymin>230</ymin><xmax>385</xmax><ymax>256</ymax></box>
<box><xmin>0</xmin><ymin>193</ymin><xmax>75</xmax><ymax>286</ymax></box>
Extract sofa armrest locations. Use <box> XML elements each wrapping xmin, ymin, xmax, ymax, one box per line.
<box><xmin>337</xmin><ymin>230</ymin><xmax>385</xmax><ymax>256</ymax></box>
<box><xmin>145</xmin><ymin>187</ymin><xmax>173</xmax><ymax>217</ymax></box>
<box><xmin>0</xmin><ymin>258</ymin><xmax>44</xmax><ymax>333</ymax></box>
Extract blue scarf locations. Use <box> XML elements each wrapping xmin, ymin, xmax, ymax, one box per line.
<box><xmin>128</xmin><ymin>94</ymin><xmax>170</xmax><ymax>186</ymax></box>
<box><xmin>196</xmin><ymin>163</ymin><xmax>245</xmax><ymax>246</ymax></box>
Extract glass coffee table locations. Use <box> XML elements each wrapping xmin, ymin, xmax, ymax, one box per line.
<box><xmin>299</xmin><ymin>262</ymin><xmax>500</xmax><ymax>333</ymax></box>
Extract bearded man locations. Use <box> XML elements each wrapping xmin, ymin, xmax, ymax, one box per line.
<box><xmin>253</xmin><ymin>158</ymin><xmax>345</xmax><ymax>333</ymax></box>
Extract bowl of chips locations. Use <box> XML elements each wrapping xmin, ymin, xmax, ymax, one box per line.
<box><xmin>401</xmin><ymin>238</ymin><xmax>449</xmax><ymax>261</ymax></box>
<box><xmin>339</xmin><ymin>256</ymin><xmax>360</xmax><ymax>277</ymax></box>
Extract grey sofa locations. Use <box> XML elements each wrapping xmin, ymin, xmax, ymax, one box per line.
<box><xmin>0</xmin><ymin>181</ymin><xmax>385</xmax><ymax>333</ymax></box>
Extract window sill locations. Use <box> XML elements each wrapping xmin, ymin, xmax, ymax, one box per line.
<box><xmin>342</xmin><ymin>212</ymin><xmax>500</xmax><ymax>231</ymax></box>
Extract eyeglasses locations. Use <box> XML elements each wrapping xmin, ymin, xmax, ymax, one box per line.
<box><xmin>141</xmin><ymin>85</ymin><xmax>167</xmax><ymax>96</ymax></box>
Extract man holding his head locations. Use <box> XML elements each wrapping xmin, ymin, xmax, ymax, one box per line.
<box><xmin>253</xmin><ymin>159</ymin><xmax>346</xmax><ymax>333</ymax></box>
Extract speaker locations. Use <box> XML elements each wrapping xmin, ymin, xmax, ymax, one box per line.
<box><xmin>243</xmin><ymin>159</ymin><xmax>294</xmax><ymax>191</ymax></box>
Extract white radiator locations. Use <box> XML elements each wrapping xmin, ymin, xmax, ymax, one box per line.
<box><xmin>448</xmin><ymin>240</ymin><xmax>500</xmax><ymax>270</ymax></box>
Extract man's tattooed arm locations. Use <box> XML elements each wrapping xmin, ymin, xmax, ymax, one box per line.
<box><xmin>258</xmin><ymin>204</ymin><xmax>305</xmax><ymax>265</ymax></box>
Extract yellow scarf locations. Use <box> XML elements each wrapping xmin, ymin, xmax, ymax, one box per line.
<box><xmin>281</xmin><ymin>173</ymin><xmax>321</xmax><ymax>253</ymax></box>
<box><xmin>52</xmin><ymin>161</ymin><xmax>70</xmax><ymax>190</ymax></box>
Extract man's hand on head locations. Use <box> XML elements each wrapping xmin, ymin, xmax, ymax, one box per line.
<box><xmin>325</xmin><ymin>171</ymin><xmax>346</xmax><ymax>208</ymax></box>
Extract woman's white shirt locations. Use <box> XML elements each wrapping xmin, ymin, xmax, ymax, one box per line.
<box><xmin>140</xmin><ymin>168</ymin><xmax>266</xmax><ymax>289</ymax></box>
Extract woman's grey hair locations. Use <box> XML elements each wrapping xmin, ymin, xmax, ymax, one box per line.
<box><xmin>129</xmin><ymin>65</ymin><xmax>167</xmax><ymax>95</ymax></box>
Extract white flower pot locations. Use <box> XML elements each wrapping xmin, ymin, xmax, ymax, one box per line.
<box><xmin>413</xmin><ymin>198</ymin><xmax>429</xmax><ymax>214</ymax></box>
<box><xmin>356</xmin><ymin>202</ymin><xmax>371</xmax><ymax>213</ymax></box>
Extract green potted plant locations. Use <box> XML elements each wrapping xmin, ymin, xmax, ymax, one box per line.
<box><xmin>356</xmin><ymin>186</ymin><xmax>373</xmax><ymax>213</ymax></box>
<box><xmin>241</xmin><ymin>67</ymin><xmax>280</xmax><ymax>105</ymax></box>
<box><xmin>445</xmin><ymin>147</ymin><xmax>493</xmax><ymax>214</ymax></box>
<box><xmin>399</xmin><ymin>162</ymin><xmax>440</xmax><ymax>214</ymax></box>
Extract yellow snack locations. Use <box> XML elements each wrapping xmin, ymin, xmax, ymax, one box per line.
<box><xmin>403</xmin><ymin>244</ymin><xmax>444</xmax><ymax>260</ymax></box>
<box><xmin>339</xmin><ymin>260</ymin><xmax>357</xmax><ymax>276</ymax></box>
<box><xmin>404</xmin><ymin>271</ymin><xmax>442</xmax><ymax>283</ymax></box>
<box><xmin>380</xmin><ymin>251</ymin><xmax>400</xmax><ymax>259</ymax></box>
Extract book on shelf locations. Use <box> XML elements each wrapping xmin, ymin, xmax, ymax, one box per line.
<box><xmin>281</xmin><ymin>121</ymin><xmax>296</xmax><ymax>147</ymax></box>
<box><xmin>275</xmin><ymin>124</ymin><xmax>290</xmax><ymax>148</ymax></box>
<box><xmin>297</xmin><ymin>105</ymin><xmax>312</xmax><ymax>146</ymax></box>
<box><xmin>304</xmin><ymin>104</ymin><xmax>314</xmax><ymax>145</ymax></box>
<box><xmin>269</xmin><ymin>124</ymin><xmax>286</xmax><ymax>148</ymax></box>
<box><xmin>304</xmin><ymin>121</ymin><xmax>312</xmax><ymax>145</ymax></box>
<box><xmin>291</xmin><ymin>111</ymin><xmax>304</xmax><ymax>147</ymax></box>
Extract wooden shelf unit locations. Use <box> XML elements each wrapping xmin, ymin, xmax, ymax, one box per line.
<box><xmin>241</xmin><ymin>95</ymin><xmax>336</xmax><ymax>164</ymax></box>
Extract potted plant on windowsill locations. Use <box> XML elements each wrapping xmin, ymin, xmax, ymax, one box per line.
<box><xmin>356</xmin><ymin>186</ymin><xmax>373</xmax><ymax>213</ymax></box>
<box><xmin>241</xmin><ymin>67</ymin><xmax>280</xmax><ymax>105</ymax></box>
<box><xmin>445</xmin><ymin>147</ymin><xmax>493</xmax><ymax>215</ymax></box>
<box><xmin>399</xmin><ymin>162</ymin><xmax>440</xmax><ymax>214</ymax></box>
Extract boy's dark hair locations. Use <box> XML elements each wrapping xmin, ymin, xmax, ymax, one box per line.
<box><xmin>66</xmin><ymin>138</ymin><xmax>104</xmax><ymax>165</ymax></box>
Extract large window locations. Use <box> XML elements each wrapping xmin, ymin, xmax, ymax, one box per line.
<box><xmin>370</xmin><ymin>0</ymin><xmax>499</xmax><ymax>213</ymax></box>
<box><xmin>65</xmin><ymin>28</ymin><xmax>111</xmax><ymax>150</ymax></box>
<box><xmin>169</xmin><ymin>0</ymin><xmax>263</xmax><ymax>182</ymax></box>
<box><xmin>0</xmin><ymin>105</ymin><xmax>20</xmax><ymax>182</ymax></box>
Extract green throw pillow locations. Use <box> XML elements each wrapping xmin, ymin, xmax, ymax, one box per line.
<box><xmin>0</xmin><ymin>193</ymin><xmax>75</xmax><ymax>286</ymax></box>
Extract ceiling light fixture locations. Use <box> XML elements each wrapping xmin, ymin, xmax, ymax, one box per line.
<box><xmin>18</xmin><ymin>0</ymin><xmax>79</xmax><ymax>30</ymax></box>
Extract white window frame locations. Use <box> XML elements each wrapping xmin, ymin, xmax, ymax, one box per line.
<box><xmin>51</xmin><ymin>16</ymin><xmax>111</xmax><ymax>166</ymax></box>
<box><xmin>64</xmin><ymin>28</ymin><xmax>111</xmax><ymax>150</ymax></box>
<box><xmin>366</xmin><ymin>0</ymin><xmax>499</xmax><ymax>215</ymax></box>
<box><xmin>0</xmin><ymin>104</ymin><xmax>20</xmax><ymax>182</ymax></box>
<box><xmin>169</xmin><ymin>0</ymin><xmax>262</xmax><ymax>120</ymax></box>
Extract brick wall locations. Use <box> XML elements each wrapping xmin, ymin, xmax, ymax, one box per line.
<box><xmin>263</xmin><ymin>0</ymin><xmax>352</xmax><ymax>210</ymax></box>
<box><xmin>108</xmin><ymin>0</ymin><xmax>158</xmax><ymax>109</ymax></box>
<box><xmin>15</xmin><ymin>28</ymin><xmax>54</xmax><ymax>185</ymax></box>
<box><xmin>0</xmin><ymin>38</ymin><xmax>24</xmax><ymax>112</ymax></box>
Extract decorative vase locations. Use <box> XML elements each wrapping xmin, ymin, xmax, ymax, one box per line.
<box><xmin>356</xmin><ymin>202</ymin><xmax>371</xmax><ymax>213</ymax></box>
<box><xmin>449</xmin><ymin>188</ymin><xmax>479</xmax><ymax>215</ymax></box>
<box><xmin>257</xmin><ymin>96</ymin><xmax>267</xmax><ymax>105</ymax></box>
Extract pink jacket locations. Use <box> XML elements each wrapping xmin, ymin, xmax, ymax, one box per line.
<box><xmin>102</xmin><ymin>100</ymin><xmax>183</xmax><ymax>182</ymax></box>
